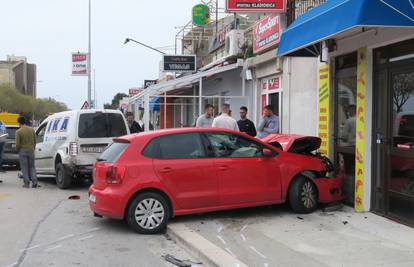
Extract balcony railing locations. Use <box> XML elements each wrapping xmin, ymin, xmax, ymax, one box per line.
<box><xmin>287</xmin><ymin>0</ymin><xmax>327</xmax><ymax>25</ymax></box>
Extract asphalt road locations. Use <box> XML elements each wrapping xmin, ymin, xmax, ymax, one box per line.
<box><xmin>0</xmin><ymin>170</ymin><xmax>198</xmax><ymax>267</ymax></box>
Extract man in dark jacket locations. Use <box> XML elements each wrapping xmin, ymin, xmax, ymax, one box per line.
<box><xmin>127</xmin><ymin>112</ymin><xmax>142</xmax><ymax>133</ymax></box>
<box><xmin>237</xmin><ymin>106</ymin><xmax>257</xmax><ymax>137</ymax></box>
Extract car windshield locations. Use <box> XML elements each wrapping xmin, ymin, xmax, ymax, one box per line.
<box><xmin>78</xmin><ymin>113</ymin><xmax>127</xmax><ymax>138</ymax></box>
<box><xmin>6</xmin><ymin>128</ymin><xmax>17</xmax><ymax>139</ymax></box>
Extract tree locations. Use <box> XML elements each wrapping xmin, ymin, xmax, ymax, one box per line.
<box><xmin>104</xmin><ymin>93</ymin><xmax>128</xmax><ymax>109</ymax></box>
<box><xmin>393</xmin><ymin>73</ymin><xmax>414</xmax><ymax>113</ymax></box>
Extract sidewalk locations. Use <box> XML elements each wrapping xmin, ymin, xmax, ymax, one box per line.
<box><xmin>169</xmin><ymin>205</ymin><xmax>414</xmax><ymax>267</ymax></box>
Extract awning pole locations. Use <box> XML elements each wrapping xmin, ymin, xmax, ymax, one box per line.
<box><xmin>144</xmin><ymin>94</ymin><xmax>150</xmax><ymax>131</ymax></box>
<box><xmin>164</xmin><ymin>92</ymin><xmax>167</xmax><ymax>129</ymax></box>
<box><xmin>199</xmin><ymin>77</ymin><xmax>203</xmax><ymax>116</ymax></box>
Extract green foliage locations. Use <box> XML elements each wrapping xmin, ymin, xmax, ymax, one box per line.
<box><xmin>0</xmin><ymin>84</ymin><xmax>68</xmax><ymax>120</ymax></box>
<box><xmin>104</xmin><ymin>93</ymin><xmax>128</xmax><ymax>109</ymax></box>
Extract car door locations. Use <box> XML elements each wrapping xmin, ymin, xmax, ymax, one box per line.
<box><xmin>35</xmin><ymin>123</ymin><xmax>49</xmax><ymax>172</ymax></box>
<box><xmin>149</xmin><ymin>132</ymin><xmax>219</xmax><ymax>210</ymax></box>
<box><xmin>204</xmin><ymin>132</ymin><xmax>282</xmax><ymax>206</ymax></box>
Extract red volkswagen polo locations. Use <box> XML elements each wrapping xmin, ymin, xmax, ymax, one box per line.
<box><xmin>89</xmin><ymin>128</ymin><xmax>344</xmax><ymax>234</ymax></box>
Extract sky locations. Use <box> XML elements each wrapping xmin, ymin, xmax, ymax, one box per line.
<box><xmin>0</xmin><ymin>0</ymin><xmax>215</xmax><ymax>109</ymax></box>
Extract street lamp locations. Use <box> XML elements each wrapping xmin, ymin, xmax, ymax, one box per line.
<box><xmin>123</xmin><ymin>38</ymin><xmax>166</xmax><ymax>55</ymax></box>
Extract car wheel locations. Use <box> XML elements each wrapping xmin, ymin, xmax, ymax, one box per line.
<box><xmin>55</xmin><ymin>163</ymin><xmax>72</xmax><ymax>189</ymax></box>
<box><xmin>126</xmin><ymin>192</ymin><xmax>170</xmax><ymax>234</ymax></box>
<box><xmin>288</xmin><ymin>175</ymin><xmax>318</xmax><ymax>214</ymax></box>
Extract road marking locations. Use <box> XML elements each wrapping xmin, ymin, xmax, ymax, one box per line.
<box><xmin>225</xmin><ymin>247</ymin><xmax>236</xmax><ymax>257</ymax></box>
<box><xmin>57</xmin><ymin>234</ymin><xmax>74</xmax><ymax>241</ymax></box>
<box><xmin>19</xmin><ymin>244</ymin><xmax>41</xmax><ymax>252</ymax></box>
<box><xmin>240</xmin><ymin>225</ymin><xmax>248</xmax><ymax>232</ymax></box>
<box><xmin>264</xmin><ymin>263</ymin><xmax>269</xmax><ymax>267</ymax></box>
<box><xmin>4</xmin><ymin>262</ymin><xmax>17</xmax><ymax>267</ymax></box>
<box><xmin>216</xmin><ymin>235</ymin><xmax>226</xmax><ymax>245</ymax></box>
<box><xmin>44</xmin><ymin>245</ymin><xmax>62</xmax><ymax>252</ymax></box>
<box><xmin>78</xmin><ymin>235</ymin><xmax>94</xmax><ymax>241</ymax></box>
<box><xmin>240</xmin><ymin>234</ymin><xmax>247</xmax><ymax>242</ymax></box>
<box><xmin>217</xmin><ymin>226</ymin><xmax>223</xmax><ymax>233</ymax></box>
<box><xmin>81</xmin><ymin>227</ymin><xmax>100</xmax><ymax>234</ymax></box>
<box><xmin>249</xmin><ymin>246</ymin><xmax>267</xmax><ymax>259</ymax></box>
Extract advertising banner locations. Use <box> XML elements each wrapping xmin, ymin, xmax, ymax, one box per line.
<box><xmin>318</xmin><ymin>65</ymin><xmax>330</xmax><ymax>156</ymax></box>
<box><xmin>129</xmin><ymin>88</ymin><xmax>144</xmax><ymax>97</ymax></box>
<box><xmin>355</xmin><ymin>48</ymin><xmax>367</xmax><ymax>212</ymax></box>
<box><xmin>226</xmin><ymin>0</ymin><xmax>285</xmax><ymax>13</ymax></box>
<box><xmin>163</xmin><ymin>55</ymin><xmax>196</xmax><ymax>72</ymax></box>
<box><xmin>144</xmin><ymin>80</ymin><xmax>157</xmax><ymax>89</ymax></box>
<box><xmin>71</xmin><ymin>53</ymin><xmax>88</xmax><ymax>76</ymax></box>
<box><xmin>192</xmin><ymin>4</ymin><xmax>211</xmax><ymax>26</ymax></box>
<box><xmin>253</xmin><ymin>15</ymin><xmax>281</xmax><ymax>54</ymax></box>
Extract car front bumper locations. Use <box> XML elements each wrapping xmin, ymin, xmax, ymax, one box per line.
<box><xmin>88</xmin><ymin>185</ymin><xmax>125</xmax><ymax>219</ymax></box>
<box><xmin>314</xmin><ymin>175</ymin><xmax>346</xmax><ymax>203</ymax></box>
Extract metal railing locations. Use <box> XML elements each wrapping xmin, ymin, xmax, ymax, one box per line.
<box><xmin>287</xmin><ymin>0</ymin><xmax>327</xmax><ymax>25</ymax></box>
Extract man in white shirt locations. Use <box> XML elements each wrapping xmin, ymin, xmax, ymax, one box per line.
<box><xmin>212</xmin><ymin>104</ymin><xmax>239</xmax><ymax>131</ymax></box>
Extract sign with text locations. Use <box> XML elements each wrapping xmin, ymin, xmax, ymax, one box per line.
<box><xmin>226</xmin><ymin>0</ymin><xmax>286</xmax><ymax>13</ymax></box>
<box><xmin>144</xmin><ymin>80</ymin><xmax>157</xmax><ymax>88</ymax></box>
<box><xmin>129</xmin><ymin>88</ymin><xmax>144</xmax><ymax>97</ymax></box>
<box><xmin>317</xmin><ymin>65</ymin><xmax>330</xmax><ymax>156</ymax></box>
<box><xmin>253</xmin><ymin>15</ymin><xmax>281</xmax><ymax>54</ymax></box>
<box><xmin>262</xmin><ymin>76</ymin><xmax>281</xmax><ymax>92</ymax></box>
<box><xmin>163</xmin><ymin>55</ymin><xmax>196</xmax><ymax>72</ymax></box>
<box><xmin>192</xmin><ymin>4</ymin><xmax>211</xmax><ymax>26</ymax></box>
<box><xmin>208</xmin><ymin>21</ymin><xmax>235</xmax><ymax>53</ymax></box>
<box><xmin>71</xmin><ymin>53</ymin><xmax>88</xmax><ymax>76</ymax></box>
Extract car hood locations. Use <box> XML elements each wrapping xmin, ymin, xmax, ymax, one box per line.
<box><xmin>261</xmin><ymin>134</ymin><xmax>321</xmax><ymax>153</ymax></box>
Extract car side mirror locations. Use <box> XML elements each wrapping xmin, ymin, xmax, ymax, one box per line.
<box><xmin>263</xmin><ymin>148</ymin><xmax>273</xmax><ymax>158</ymax></box>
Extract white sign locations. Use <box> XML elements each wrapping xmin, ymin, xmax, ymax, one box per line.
<box><xmin>72</xmin><ymin>53</ymin><xmax>88</xmax><ymax>76</ymax></box>
<box><xmin>81</xmin><ymin>101</ymin><xmax>89</xmax><ymax>110</ymax></box>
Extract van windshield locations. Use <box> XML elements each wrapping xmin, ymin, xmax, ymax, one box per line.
<box><xmin>78</xmin><ymin>113</ymin><xmax>127</xmax><ymax>138</ymax></box>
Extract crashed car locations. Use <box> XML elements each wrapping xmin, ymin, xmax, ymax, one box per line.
<box><xmin>89</xmin><ymin>128</ymin><xmax>345</xmax><ymax>234</ymax></box>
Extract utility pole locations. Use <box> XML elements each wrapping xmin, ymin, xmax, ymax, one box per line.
<box><xmin>88</xmin><ymin>0</ymin><xmax>92</xmax><ymax>108</ymax></box>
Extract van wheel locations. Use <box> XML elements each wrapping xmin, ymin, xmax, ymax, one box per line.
<box><xmin>288</xmin><ymin>175</ymin><xmax>318</xmax><ymax>214</ymax></box>
<box><xmin>55</xmin><ymin>163</ymin><xmax>72</xmax><ymax>189</ymax></box>
<box><xmin>126</xmin><ymin>192</ymin><xmax>169</xmax><ymax>234</ymax></box>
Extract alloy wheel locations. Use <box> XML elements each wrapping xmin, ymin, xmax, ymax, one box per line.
<box><xmin>301</xmin><ymin>182</ymin><xmax>316</xmax><ymax>209</ymax></box>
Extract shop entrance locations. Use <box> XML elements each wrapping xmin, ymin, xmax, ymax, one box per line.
<box><xmin>373</xmin><ymin>39</ymin><xmax>414</xmax><ymax>226</ymax></box>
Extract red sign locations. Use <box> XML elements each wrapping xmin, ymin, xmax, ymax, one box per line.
<box><xmin>81</xmin><ymin>101</ymin><xmax>89</xmax><ymax>110</ymax></box>
<box><xmin>268</xmin><ymin>77</ymin><xmax>280</xmax><ymax>90</ymax></box>
<box><xmin>226</xmin><ymin>0</ymin><xmax>285</xmax><ymax>13</ymax></box>
<box><xmin>129</xmin><ymin>88</ymin><xmax>143</xmax><ymax>97</ymax></box>
<box><xmin>253</xmin><ymin>15</ymin><xmax>280</xmax><ymax>54</ymax></box>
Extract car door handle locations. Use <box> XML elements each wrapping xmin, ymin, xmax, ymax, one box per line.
<box><xmin>218</xmin><ymin>165</ymin><xmax>229</xmax><ymax>171</ymax></box>
<box><xmin>160</xmin><ymin>167</ymin><xmax>172</xmax><ymax>174</ymax></box>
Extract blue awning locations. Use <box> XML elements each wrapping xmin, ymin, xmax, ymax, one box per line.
<box><xmin>149</xmin><ymin>97</ymin><xmax>160</xmax><ymax>112</ymax></box>
<box><xmin>278</xmin><ymin>0</ymin><xmax>414</xmax><ymax>57</ymax></box>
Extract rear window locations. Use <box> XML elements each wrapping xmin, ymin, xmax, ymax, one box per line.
<box><xmin>98</xmin><ymin>142</ymin><xmax>129</xmax><ymax>163</ymax></box>
<box><xmin>6</xmin><ymin>128</ymin><xmax>17</xmax><ymax>139</ymax></box>
<box><xmin>78</xmin><ymin>113</ymin><xmax>127</xmax><ymax>138</ymax></box>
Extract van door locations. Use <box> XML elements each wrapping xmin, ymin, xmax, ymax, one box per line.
<box><xmin>35</xmin><ymin>123</ymin><xmax>49</xmax><ymax>173</ymax></box>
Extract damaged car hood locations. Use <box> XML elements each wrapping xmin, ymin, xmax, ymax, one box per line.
<box><xmin>261</xmin><ymin>134</ymin><xmax>322</xmax><ymax>153</ymax></box>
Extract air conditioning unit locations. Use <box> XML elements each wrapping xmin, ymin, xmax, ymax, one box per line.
<box><xmin>225</xmin><ymin>30</ymin><xmax>245</xmax><ymax>57</ymax></box>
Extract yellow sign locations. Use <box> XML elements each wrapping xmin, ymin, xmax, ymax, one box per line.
<box><xmin>0</xmin><ymin>113</ymin><xmax>19</xmax><ymax>126</ymax></box>
<box><xmin>355</xmin><ymin>47</ymin><xmax>367</xmax><ymax>212</ymax></box>
<box><xmin>318</xmin><ymin>65</ymin><xmax>330</xmax><ymax>156</ymax></box>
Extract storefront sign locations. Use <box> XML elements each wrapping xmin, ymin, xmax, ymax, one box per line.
<box><xmin>262</xmin><ymin>77</ymin><xmax>281</xmax><ymax>92</ymax></box>
<box><xmin>129</xmin><ymin>88</ymin><xmax>143</xmax><ymax>97</ymax></box>
<box><xmin>253</xmin><ymin>15</ymin><xmax>280</xmax><ymax>54</ymax></box>
<box><xmin>208</xmin><ymin>21</ymin><xmax>235</xmax><ymax>53</ymax></box>
<box><xmin>318</xmin><ymin>65</ymin><xmax>330</xmax><ymax>156</ymax></box>
<box><xmin>226</xmin><ymin>0</ymin><xmax>286</xmax><ymax>13</ymax></box>
<box><xmin>144</xmin><ymin>80</ymin><xmax>157</xmax><ymax>88</ymax></box>
<box><xmin>192</xmin><ymin>4</ymin><xmax>211</xmax><ymax>26</ymax></box>
<box><xmin>163</xmin><ymin>55</ymin><xmax>196</xmax><ymax>72</ymax></box>
<box><xmin>355</xmin><ymin>48</ymin><xmax>367</xmax><ymax>212</ymax></box>
<box><xmin>71</xmin><ymin>52</ymin><xmax>88</xmax><ymax>76</ymax></box>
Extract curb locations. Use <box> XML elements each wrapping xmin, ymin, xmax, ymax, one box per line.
<box><xmin>167</xmin><ymin>223</ymin><xmax>248</xmax><ymax>267</ymax></box>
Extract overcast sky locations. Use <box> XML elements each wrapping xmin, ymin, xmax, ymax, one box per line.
<box><xmin>0</xmin><ymin>0</ymin><xmax>218</xmax><ymax>109</ymax></box>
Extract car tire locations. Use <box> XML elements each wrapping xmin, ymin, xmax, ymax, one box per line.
<box><xmin>126</xmin><ymin>192</ymin><xmax>170</xmax><ymax>235</ymax></box>
<box><xmin>55</xmin><ymin>163</ymin><xmax>72</xmax><ymax>189</ymax></box>
<box><xmin>288</xmin><ymin>175</ymin><xmax>318</xmax><ymax>214</ymax></box>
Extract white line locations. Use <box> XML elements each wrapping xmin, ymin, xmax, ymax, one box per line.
<box><xmin>225</xmin><ymin>247</ymin><xmax>236</xmax><ymax>257</ymax></box>
<box><xmin>81</xmin><ymin>227</ymin><xmax>101</xmax><ymax>234</ymax></box>
<box><xmin>217</xmin><ymin>226</ymin><xmax>223</xmax><ymax>233</ymax></box>
<box><xmin>216</xmin><ymin>235</ymin><xmax>226</xmax><ymax>245</ymax></box>
<box><xmin>240</xmin><ymin>225</ymin><xmax>248</xmax><ymax>232</ymax></box>
<box><xmin>78</xmin><ymin>235</ymin><xmax>94</xmax><ymax>241</ymax></box>
<box><xmin>57</xmin><ymin>234</ymin><xmax>74</xmax><ymax>241</ymax></box>
<box><xmin>19</xmin><ymin>244</ymin><xmax>41</xmax><ymax>252</ymax></box>
<box><xmin>4</xmin><ymin>262</ymin><xmax>17</xmax><ymax>267</ymax></box>
<box><xmin>250</xmin><ymin>246</ymin><xmax>267</xmax><ymax>259</ymax></box>
<box><xmin>44</xmin><ymin>245</ymin><xmax>62</xmax><ymax>252</ymax></box>
<box><xmin>240</xmin><ymin>233</ymin><xmax>247</xmax><ymax>242</ymax></box>
<box><xmin>264</xmin><ymin>263</ymin><xmax>269</xmax><ymax>267</ymax></box>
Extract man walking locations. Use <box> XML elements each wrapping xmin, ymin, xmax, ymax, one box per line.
<box><xmin>196</xmin><ymin>104</ymin><xmax>215</xmax><ymax>128</ymax></box>
<box><xmin>237</xmin><ymin>106</ymin><xmax>257</xmax><ymax>137</ymax></box>
<box><xmin>127</xmin><ymin>112</ymin><xmax>142</xmax><ymax>133</ymax></box>
<box><xmin>212</xmin><ymin>104</ymin><xmax>239</xmax><ymax>131</ymax></box>
<box><xmin>16</xmin><ymin>116</ymin><xmax>38</xmax><ymax>188</ymax></box>
<box><xmin>256</xmin><ymin>105</ymin><xmax>279</xmax><ymax>138</ymax></box>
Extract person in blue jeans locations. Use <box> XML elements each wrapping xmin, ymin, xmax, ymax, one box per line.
<box><xmin>256</xmin><ymin>105</ymin><xmax>280</xmax><ymax>139</ymax></box>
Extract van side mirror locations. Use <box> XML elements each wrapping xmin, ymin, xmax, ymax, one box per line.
<box><xmin>263</xmin><ymin>148</ymin><xmax>273</xmax><ymax>157</ymax></box>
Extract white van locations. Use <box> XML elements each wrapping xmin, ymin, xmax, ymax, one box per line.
<box><xmin>35</xmin><ymin>109</ymin><xmax>130</xmax><ymax>189</ymax></box>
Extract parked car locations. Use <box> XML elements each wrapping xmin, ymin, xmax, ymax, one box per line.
<box><xmin>89</xmin><ymin>128</ymin><xmax>345</xmax><ymax>234</ymax></box>
<box><xmin>2</xmin><ymin>125</ymin><xmax>20</xmax><ymax>167</ymax></box>
<box><xmin>35</xmin><ymin>109</ymin><xmax>129</xmax><ymax>189</ymax></box>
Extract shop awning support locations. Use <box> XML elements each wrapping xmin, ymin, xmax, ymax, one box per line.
<box><xmin>164</xmin><ymin>92</ymin><xmax>167</xmax><ymax>129</ymax></box>
<box><xmin>199</xmin><ymin>77</ymin><xmax>203</xmax><ymax>116</ymax></box>
<box><xmin>144</xmin><ymin>94</ymin><xmax>150</xmax><ymax>131</ymax></box>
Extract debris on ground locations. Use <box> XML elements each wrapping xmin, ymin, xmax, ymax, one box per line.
<box><xmin>342</xmin><ymin>221</ymin><xmax>349</xmax><ymax>225</ymax></box>
<box><xmin>296</xmin><ymin>216</ymin><xmax>304</xmax><ymax>220</ymax></box>
<box><xmin>68</xmin><ymin>195</ymin><xmax>81</xmax><ymax>200</ymax></box>
<box><xmin>322</xmin><ymin>202</ymin><xmax>344</xmax><ymax>212</ymax></box>
<box><xmin>162</xmin><ymin>254</ymin><xmax>202</xmax><ymax>267</ymax></box>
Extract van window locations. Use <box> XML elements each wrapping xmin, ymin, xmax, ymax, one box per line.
<box><xmin>98</xmin><ymin>142</ymin><xmax>129</xmax><ymax>163</ymax></box>
<box><xmin>78</xmin><ymin>113</ymin><xmax>127</xmax><ymax>138</ymax></box>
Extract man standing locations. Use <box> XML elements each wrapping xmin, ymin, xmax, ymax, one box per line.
<box><xmin>0</xmin><ymin>120</ymin><xmax>7</xmax><ymax>182</ymax></box>
<box><xmin>126</xmin><ymin>112</ymin><xmax>142</xmax><ymax>133</ymax></box>
<box><xmin>196</xmin><ymin>104</ymin><xmax>214</xmax><ymax>128</ymax></box>
<box><xmin>256</xmin><ymin>105</ymin><xmax>279</xmax><ymax>138</ymax></box>
<box><xmin>237</xmin><ymin>106</ymin><xmax>257</xmax><ymax>137</ymax></box>
<box><xmin>16</xmin><ymin>116</ymin><xmax>38</xmax><ymax>188</ymax></box>
<box><xmin>212</xmin><ymin>104</ymin><xmax>239</xmax><ymax>131</ymax></box>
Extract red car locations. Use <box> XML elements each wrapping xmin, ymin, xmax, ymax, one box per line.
<box><xmin>89</xmin><ymin>128</ymin><xmax>344</xmax><ymax>234</ymax></box>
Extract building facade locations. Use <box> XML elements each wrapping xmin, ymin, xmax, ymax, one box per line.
<box><xmin>0</xmin><ymin>55</ymin><xmax>37</xmax><ymax>97</ymax></box>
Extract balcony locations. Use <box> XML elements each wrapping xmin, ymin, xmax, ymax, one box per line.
<box><xmin>287</xmin><ymin>0</ymin><xmax>327</xmax><ymax>25</ymax></box>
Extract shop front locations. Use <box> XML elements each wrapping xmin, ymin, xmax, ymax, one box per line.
<box><xmin>278</xmin><ymin>0</ymin><xmax>414</xmax><ymax>225</ymax></box>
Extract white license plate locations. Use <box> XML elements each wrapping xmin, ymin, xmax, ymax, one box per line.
<box><xmin>89</xmin><ymin>194</ymin><xmax>96</xmax><ymax>203</ymax></box>
<box><xmin>82</xmin><ymin>147</ymin><xmax>105</xmax><ymax>153</ymax></box>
